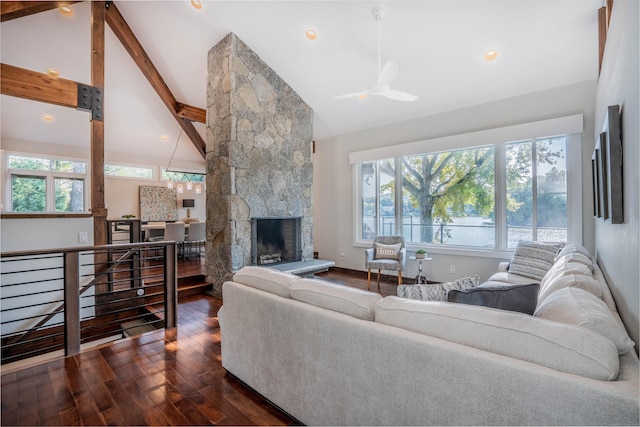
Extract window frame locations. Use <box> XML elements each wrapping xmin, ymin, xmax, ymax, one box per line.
<box><xmin>352</xmin><ymin>121</ymin><xmax>583</xmax><ymax>258</ymax></box>
<box><xmin>4</xmin><ymin>151</ymin><xmax>89</xmax><ymax>213</ymax></box>
<box><xmin>104</xmin><ymin>162</ymin><xmax>156</xmax><ymax>180</ymax></box>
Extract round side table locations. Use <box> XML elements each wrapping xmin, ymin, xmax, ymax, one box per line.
<box><xmin>409</xmin><ymin>256</ymin><xmax>433</xmax><ymax>284</ymax></box>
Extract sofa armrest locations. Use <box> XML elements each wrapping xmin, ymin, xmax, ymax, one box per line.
<box><xmin>498</xmin><ymin>261</ymin><xmax>510</xmax><ymax>272</ymax></box>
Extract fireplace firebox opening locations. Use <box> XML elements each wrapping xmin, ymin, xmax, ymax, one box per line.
<box><xmin>251</xmin><ymin>217</ymin><xmax>302</xmax><ymax>266</ymax></box>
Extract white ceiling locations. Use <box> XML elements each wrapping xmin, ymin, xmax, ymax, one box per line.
<box><xmin>0</xmin><ymin>0</ymin><xmax>601</xmax><ymax>166</ymax></box>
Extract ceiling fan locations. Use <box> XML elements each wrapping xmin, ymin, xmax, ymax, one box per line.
<box><xmin>334</xmin><ymin>8</ymin><xmax>418</xmax><ymax>102</ymax></box>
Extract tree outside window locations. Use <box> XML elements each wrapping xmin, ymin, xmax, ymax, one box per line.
<box><xmin>358</xmin><ymin>136</ymin><xmax>567</xmax><ymax>250</ymax></box>
<box><xmin>8</xmin><ymin>155</ymin><xmax>86</xmax><ymax>213</ymax></box>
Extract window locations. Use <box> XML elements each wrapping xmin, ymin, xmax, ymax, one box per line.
<box><xmin>104</xmin><ymin>163</ymin><xmax>154</xmax><ymax>179</ymax></box>
<box><xmin>356</xmin><ymin>137</ymin><xmax>569</xmax><ymax>251</ymax></box>
<box><xmin>6</xmin><ymin>154</ymin><xmax>87</xmax><ymax>213</ymax></box>
<box><xmin>505</xmin><ymin>137</ymin><xmax>567</xmax><ymax>247</ymax></box>
<box><xmin>161</xmin><ymin>169</ymin><xmax>205</xmax><ymax>183</ymax></box>
<box><xmin>359</xmin><ymin>146</ymin><xmax>495</xmax><ymax>248</ymax></box>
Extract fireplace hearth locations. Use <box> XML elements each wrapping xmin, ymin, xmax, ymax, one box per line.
<box><xmin>251</xmin><ymin>217</ymin><xmax>302</xmax><ymax>266</ymax></box>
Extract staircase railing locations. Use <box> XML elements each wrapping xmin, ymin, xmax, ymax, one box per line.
<box><xmin>0</xmin><ymin>241</ymin><xmax>177</xmax><ymax>365</ymax></box>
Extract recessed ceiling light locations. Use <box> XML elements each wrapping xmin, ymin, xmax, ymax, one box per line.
<box><xmin>161</xmin><ymin>135</ymin><xmax>169</xmax><ymax>141</ymax></box>
<box><xmin>59</xmin><ymin>5</ymin><xmax>73</xmax><ymax>16</ymax></box>
<box><xmin>42</xmin><ymin>114</ymin><xmax>55</xmax><ymax>123</ymax></box>
<box><xmin>305</xmin><ymin>29</ymin><xmax>317</xmax><ymax>41</ymax></box>
<box><xmin>47</xmin><ymin>68</ymin><xmax>60</xmax><ymax>78</ymax></box>
<box><xmin>191</xmin><ymin>0</ymin><xmax>203</xmax><ymax>10</ymax></box>
<box><xmin>484</xmin><ymin>50</ymin><xmax>498</xmax><ymax>61</ymax></box>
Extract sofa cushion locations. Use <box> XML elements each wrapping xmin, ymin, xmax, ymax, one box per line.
<box><xmin>553</xmin><ymin>252</ymin><xmax>593</xmax><ymax>271</ymax></box>
<box><xmin>374</xmin><ymin>242</ymin><xmax>402</xmax><ymax>260</ymax></box>
<box><xmin>233</xmin><ymin>266</ymin><xmax>298</xmax><ymax>298</ymax></box>
<box><xmin>535</xmin><ymin>287</ymin><xmax>635</xmax><ymax>355</ymax></box>
<box><xmin>507</xmin><ymin>241</ymin><xmax>561</xmax><ymax>281</ymax></box>
<box><xmin>541</xmin><ymin>261</ymin><xmax>593</xmax><ymax>289</ymax></box>
<box><xmin>374</xmin><ymin>296</ymin><xmax>619</xmax><ymax>380</ymax></box>
<box><xmin>556</xmin><ymin>243</ymin><xmax>591</xmax><ymax>260</ymax></box>
<box><xmin>397</xmin><ymin>275</ymin><xmax>479</xmax><ymax>301</ymax></box>
<box><xmin>447</xmin><ymin>283</ymin><xmax>540</xmax><ymax>315</ymax></box>
<box><xmin>538</xmin><ymin>272</ymin><xmax>603</xmax><ymax>306</ymax></box>
<box><xmin>482</xmin><ymin>271</ymin><xmax>542</xmax><ymax>286</ymax></box>
<box><xmin>291</xmin><ymin>278</ymin><xmax>382</xmax><ymax>321</ymax></box>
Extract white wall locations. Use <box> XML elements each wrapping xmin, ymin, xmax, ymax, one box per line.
<box><xmin>313</xmin><ymin>80</ymin><xmax>596</xmax><ymax>284</ymax></box>
<box><xmin>593</xmin><ymin>0</ymin><xmax>639</xmax><ymax>352</ymax></box>
<box><xmin>1</xmin><ymin>217</ymin><xmax>94</xmax><ymax>251</ymax></box>
<box><xmin>105</xmin><ymin>177</ymin><xmax>206</xmax><ymax>222</ymax></box>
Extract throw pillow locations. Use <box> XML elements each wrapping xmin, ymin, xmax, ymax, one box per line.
<box><xmin>374</xmin><ymin>242</ymin><xmax>402</xmax><ymax>260</ymax></box>
<box><xmin>535</xmin><ymin>287</ymin><xmax>635</xmax><ymax>354</ymax></box>
<box><xmin>397</xmin><ymin>275</ymin><xmax>479</xmax><ymax>301</ymax></box>
<box><xmin>447</xmin><ymin>283</ymin><xmax>540</xmax><ymax>315</ymax></box>
<box><xmin>508</xmin><ymin>240</ymin><xmax>561</xmax><ymax>281</ymax></box>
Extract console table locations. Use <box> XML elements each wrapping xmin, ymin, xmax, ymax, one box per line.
<box><xmin>409</xmin><ymin>256</ymin><xmax>432</xmax><ymax>284</ymax></box>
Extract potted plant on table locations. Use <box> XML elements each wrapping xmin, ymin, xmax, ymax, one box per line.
<box><xmin>415</xmin><ymin>249</ymin><xmax>427</xmax><ymax>259</ymax></box>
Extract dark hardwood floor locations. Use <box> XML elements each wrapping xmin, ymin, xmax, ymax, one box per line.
<box><xmin>0</xmin><ymin>267</ymin><xmax>400</xmax><ymax>426</ymax></box>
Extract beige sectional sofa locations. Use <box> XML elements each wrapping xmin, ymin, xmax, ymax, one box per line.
<box><xmin>218</xmin><ymin>248</ymin><xmax>639</xmax><ymax>426</ymax></box>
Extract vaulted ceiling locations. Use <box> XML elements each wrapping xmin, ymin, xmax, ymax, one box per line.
<box><xmin>1</xmin><ymin>0</ymin><xmax>601</xmax><ymax>166</ymax></box>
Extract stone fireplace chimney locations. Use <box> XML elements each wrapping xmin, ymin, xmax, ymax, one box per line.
<box><xmin>206</xmin><ymin>33</ymin><xmax>314</xmax><ymax>296</ymax></box>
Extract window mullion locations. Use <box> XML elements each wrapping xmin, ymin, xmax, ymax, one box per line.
<box><xmin>495</xmin><ymin>143</ymin><xmax>506</xmax><ymax>250</ymax></box>
<box><xmin>375</xmin><ymin>161</ymin><xmax>380</xmax><ymax>236</ymax></box>
<box><xmin>394</xmin><ymin>157</ymin><xmax>403</xmax><ymax>235</ymax></box>
<box><xmin>531</xmin><ymin>140</ymin><xmax>538</xmax><ymax>240</ymax></box>
<box><xmin>46</xmin><ymin>171</ymin><xmax>54</xmax><ymax>212</ymax></box>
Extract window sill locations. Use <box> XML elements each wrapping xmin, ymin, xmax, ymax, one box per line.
<box><xmin>354</xmin><ymin>240</ymin><xmax>513</xmax><ymax>260</ymax></box>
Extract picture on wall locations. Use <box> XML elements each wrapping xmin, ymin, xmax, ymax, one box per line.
<box><xmin>592</xmin><ymin>151</ymin><xmax>600</xmax><ymax>218</ymax></box>
<box><xmin>604</xmin><ymin>104</ymin><xmax>623</xmax><ymax>224</ymax></box>
<box><xmin>592</xmin><ymin>104</ymin><xmax>623</xmax><ymax>224</ymax></box>
<box><xmin>598</xmin><ymin>132</ymin><xmax>609</xmax><ymax>221</ymax></box>
<box><xmin>139</xmin><ymin>186</ymin><xmax>178</xmax><ymax>221</ymax></box>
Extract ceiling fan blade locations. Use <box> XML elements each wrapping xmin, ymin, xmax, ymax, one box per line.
<box><xmin>377</xmin><ymin>59</ymin><xmax>398</xmax><ymax>85</ymax></box>
<box><xmin>333</xmin><ymin>91</ymin><xmax>369</xmax><ymax>100</ymax></box>
<box><xmin>380</xmin><ymin>88</ymin><xmax>418</xmax><ymax>102</ymax></box>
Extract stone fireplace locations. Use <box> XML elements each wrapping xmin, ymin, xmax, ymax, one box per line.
<box><xmin>205</xmin><ymin>33</ymin><xmax>313</xmax><ymax>296</ymax></box>
<box><xmin>252</xmin><ymin>217</ymin><xmax>301</xmax><ymax>266</ymax></box>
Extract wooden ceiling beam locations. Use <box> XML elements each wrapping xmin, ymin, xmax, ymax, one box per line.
<box><xmin>105</xmin><ymin>2</ymin><xmax>206</xmax><ymax>158</ymax></box>
<box><xmin>177</xmin><ymin>102</ymin><xmax>206</xmax><ymax>124</ymax></box>
<box><xmin>1</xmin><ymin>1</ymin><xmax>81</xmax><ymax>22</ymax></box>
<box><xmin>1</xmin><ymin>63</ymin><xmax>79</xmax><ymax>108</ymax></box>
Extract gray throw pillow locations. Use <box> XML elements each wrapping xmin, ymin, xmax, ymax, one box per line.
<box><xmin>447</xmin><ymin>283</ymin><xmax>540</xmax><ymax>315</ymax></box>
<box><xmin>508</xmin><ymin>240</ymin><xmax>561</xmax><ymax>281</ymax></box>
